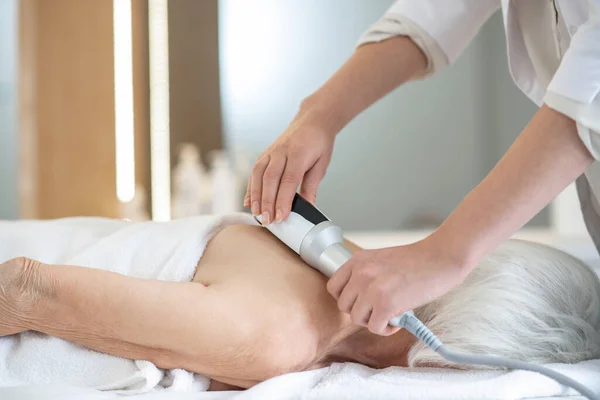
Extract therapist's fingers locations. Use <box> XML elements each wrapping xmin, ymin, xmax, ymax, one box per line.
<box><xmin>244</xmin><ymin>179</ymin><xmax>251</xmax><ymax>209</ymax></box>
<box><xmin>261</xmin><ymin>155</ymin><xmax>287</xmax><ymax>225</ymax></box>
<box><xmin>336</xmin><ymin>282</ymin><xmax>359</xmax><ymax>314</ymax></box>
<box><xmin>250</xmin><ymin>156</ymin><xmax>270</xmax><ymax>216</ymax></box>
<box><xmin>274</xmin><ymin>157</ymin><xmax>308</xmax><ymax>223</ymax></box>
<box><xmin>367</xmin><ymin>307</ymin><xmax>400</xmax><ymax>336</ymax></box>
<box><xmin>350</xmin><ymin>294</ymin><xmax>372</xmax><ymax>327</ymax></box>
<box><xmin>327</xmin><ymin>261</ymin><xmax>353</xmax><ymax>300</ymax></box>
<box><xmin>299</xmin><ymin>157</ymin><xmax>329</xmax><ymax>205</ymax></box>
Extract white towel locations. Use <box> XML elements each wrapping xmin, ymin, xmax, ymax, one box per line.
<box><xmin>304</xmin><ymin>360</ymin><xmax>600</xmax><ymax>400</ymax></box>
<box><xmin>0</xmin><ymin>213</ymin><xmax>257</xmax><ymax>394</ymax></box>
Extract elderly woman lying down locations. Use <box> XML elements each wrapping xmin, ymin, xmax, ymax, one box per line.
<box><xmin>0</xmin><ymin>214</ymin><xmax>599</xmax><ymax>391</ymax></box>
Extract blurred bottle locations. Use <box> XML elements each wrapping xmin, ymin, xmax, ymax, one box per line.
<box><xmin>120</xmin><ymin>185</ymin><xmax>150</xmax><ymax>221</ymax></box>
<box><xmin>210</xmin><ymin>150</ymin><xmax>240</xmax><ymax>215</ymax></box>
<box><xmin>230</xmin><ymin>145</ymin><xmax>257</xmax><ymax>208</ymax></box>
<box><xmin>171</xmin><ymin>144</ymin><xmax>211</xmax><ymax>218</ymax></box>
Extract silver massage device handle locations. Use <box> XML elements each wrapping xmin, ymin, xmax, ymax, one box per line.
<box><xmin>253</xmin><ymin>194</ymin><xmax>598</xmax><ymax>399</ymax></box>
<box><xmin>299</xmin><ymin>221</ymin><xmax>415</xmax><ymax>329</ymax></box>
<box><xmin>298</xmin><ymin>221</ymin><xmax>352</xmax><ymax>278</ymax></box>
<box><xmin>254</xmin><ymin>194</ymin><xmax>413</xmax><ymax>330</ymax></box>
<box><xmin>281</xmin><ymin>219</ymin><xmax>417</xmax><ymax>328</ymax></box>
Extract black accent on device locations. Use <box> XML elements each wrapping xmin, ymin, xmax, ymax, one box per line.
<box><xmin>291</xmin><ymin>193</ymin><xmax>329</xmax><ymax>225</ymax></box>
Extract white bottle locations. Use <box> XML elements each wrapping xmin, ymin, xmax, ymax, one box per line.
<box><xmin>230</xmin><ymin>145</ymin><xmax>256</xmax><ymax>202</ymax></box>
<box><xmin>171</xmin><ymin>144</ymin><xmax>211</xmax><ymax>218</ymax></box>
<box><xmin>210</xmin><ymin>150</ymin><xmax>240</xmax><ymax>215</ymax></box>
<box><xmin>120</xmin><ymin>184</ymin><xmax>151</xmax><ymax>221</ymax></box>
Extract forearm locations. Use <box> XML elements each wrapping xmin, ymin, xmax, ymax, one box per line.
<box><xmin>433</xmin><ymin>105</ymin><xmax>594</xmax><ymax>270</ymax></box>
<box><xmin>28</xmin><ymin>263</ymin><xmax>256</xmax><ymax>377</ymax></box>
<box><xmin>298</xmin><ymin>36</ymin><xmax>427</xmax><ymax>135</ymax></box>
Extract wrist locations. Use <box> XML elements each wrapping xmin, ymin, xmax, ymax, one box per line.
<box><xmin>426</xmin><ymin>226</ymin><xmax>482</xmax><ymax>278</ymax></box>
<box><xmin>296</xmin><ymin>93</ymin><xmax>349</xmax><ymax>138</ymax></box>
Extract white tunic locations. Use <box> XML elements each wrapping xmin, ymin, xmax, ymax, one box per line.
<box><xmin>358</xmin><ymin>0</ymin><xmax>600</xmax><ymax>250</ymax></box>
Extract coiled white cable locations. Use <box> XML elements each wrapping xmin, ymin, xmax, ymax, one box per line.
<box><xmin>390</xmin><ymin>311</ymin><xmax>599</xmax><ymax>400</ymax></box>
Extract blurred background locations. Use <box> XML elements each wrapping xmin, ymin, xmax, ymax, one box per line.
<box><xmin>0</xmin><ymin>0</ymin><xmax>584</xmax><ymax>234</ymax></box>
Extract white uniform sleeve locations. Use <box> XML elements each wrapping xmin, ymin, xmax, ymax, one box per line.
<box><xmin>357</xmin><ymin>16</ymin><xmax>447</xmax><ymax>78</ymax></box>
<box><xmin>358</xmin><ymin>0</ymin><xmax>500</xmax><ymax>77</ymax></box>
<box><xmin>547</xmin><ymin>0</ymin><xmax>600</xmax><ymax>105</ymax></box>
<box><xmin>544</xmin><ymin>0</ymin><xmax>600</xmax><ymax>160</ymax></box>
<box><xmin>545</xmin><ymin>92</ymin><xmax>600</xmax><ymax>160</ymax></box>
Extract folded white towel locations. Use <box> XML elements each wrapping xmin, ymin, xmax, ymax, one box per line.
<box><xmin>0</xmin><ymin>213</ymin><xmax>256</xmax><ymax>394</ymax></box>
<box><xmin>304</xmin><ymin>360</ymin><xmax>600</xmax><ymax>400</ymax></box>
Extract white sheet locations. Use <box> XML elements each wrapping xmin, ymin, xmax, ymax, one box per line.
<box><xmin>1</xmin><ymin>359</ymin><xmax>598</xmax><ymax>400</ymax></box>
<box><xmin>0</xmin><ymin>228</ymin><xmax>597</xmax><ymax>399</ymax></box>
<box><xmin>305</xmin><ymin>360</ymin><xmax>600</xmax><ymax>400</ymax></box>
<box><xmin>0</xmin><ymin>214</ymin><xmax>256</xmax><ymax>394</ymax></box>
<box><xmin>0</xmin><ymin>368</ymin><xmax>328</xmax><ymax>400</ymax></box>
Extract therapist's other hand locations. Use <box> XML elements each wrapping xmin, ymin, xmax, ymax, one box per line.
<box><xmin>327</xmin><ymin>237</ymin><xmax>470</xmax><ymax>336</ymax></box>
<box><xmin>244</xmin><ymin>116</ymin><xmax>335</xmax><ymax>225</ymax></box>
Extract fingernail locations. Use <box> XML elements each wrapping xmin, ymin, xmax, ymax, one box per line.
<box><xmin>243</xmin><ymin>197</ymin><xmax>250</xmax><ymax>208</ymax></box>
<box><xmin>262</xmin><ymin>211</ymin><xmax>271</xmax><ymax>225</ymax></box>
<box><xmin>275</xmin><ymin>210</ymin><xmax>283</xmax><ymax>223</ymax></box>
<box><xmin>251</xmin><ymin>201</ymin><xmax>260</xmax><ymax>216</ymax></box>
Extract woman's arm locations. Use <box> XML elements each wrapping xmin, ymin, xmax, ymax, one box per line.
<box><xmin>434</xmin><ymin>105</ymin><xmax>594</xmax><ymax>267</ymax></box>
<box><xmin>19</xmin><ymin>259</ymin><xmax>281</xmax><ymax>387</ymax></box>
<box><xmin>328</xmin><ymin>105</ymin><xmax>595</xmax><ymax>335</ymax></box>
<box><xmin>298</xmin><ymin>36</ymin><xmax>427</xmax><ymax>135</ymax></box>
<box><xmin>247</xmin><ymin>37</ymin><xmax>427</xmax><ymax>222</ymax></box>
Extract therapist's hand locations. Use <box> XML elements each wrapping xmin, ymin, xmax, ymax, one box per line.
<box><xmin>243</xmin><ymin>36</ymin><xmax>429</xmax><ymax>224</ymax></box>
<box><xmin>244</xmin><ymin>116</ymin><xmax>335</xmax><ymax>224</ymax></box>
<box><xmin>327</xmin><ymin>236</ymin><xmax>470</xmax><ymax>336</ymax></box>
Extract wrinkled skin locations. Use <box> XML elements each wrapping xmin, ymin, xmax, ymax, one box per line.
<box><xmin>0</xmin><ymin>257</ymin><xmax>40</xmax><ymax>336</ymax></box>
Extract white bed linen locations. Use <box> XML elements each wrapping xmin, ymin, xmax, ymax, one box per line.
<box><xmin>0</xmin><ymin>230</ymin><xmax>596</xmax><ymax>400</ymax></box>
<box><xmin>0</xmin><ymin>214</ymin><xmax>256</xmax><ymax>393</ymax></box>
<box><xmin>0</xmin><ymin>360</ymin><xmax>597</xmax><ymax>400</ymax></box>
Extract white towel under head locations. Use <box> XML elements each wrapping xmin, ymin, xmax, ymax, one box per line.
<box><xmin>304</xmin><ymin>360</ymin><xmax>600</xmax><ymax>400</ymax></box>
<box><xmin>0</xmin><ymin>213</ymin><xmax>257</xmax><ymax>394</ymax></box>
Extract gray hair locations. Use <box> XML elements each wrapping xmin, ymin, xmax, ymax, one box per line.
<box><xmin>409</xmin><ymin>239</ymin><xmax>600</xmax><ymax>368</ymax></box>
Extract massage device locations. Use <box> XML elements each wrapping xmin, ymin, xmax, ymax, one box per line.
<box><xmin>254</xmin><ymin>193</ymin><xmax>598</xmax><ymax>400</ymax></box>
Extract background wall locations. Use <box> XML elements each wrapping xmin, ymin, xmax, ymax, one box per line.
<box><xmin>4</xmin><ymin>1</ymin><xmax>543</xmax><ymax>227</ymax></box>
<box><xmin>33</xmin><ymin>0</ymin><xmax>117</xmax><ymax>219</ymax></box>
<box><xmin>15</xmin><ymin>0</ymin><xmax>151</xmax><ymax>220</ymax></box>
<box><xmin>219</xmin><ymin>0</ymin><xmax>541</xmax><ymax>230</ymax></box>
<box><xmin>479</xmin><ymin>12</ymin><xmax>544</xmax><ymax>225</ymax></box>
<box><xmin>220</xmin><ymin>0</ymin><xmax>547</xmax><ymax>229</ymax></box>
<box><xmin>168</xmin><ymin>0</ymin><xmax>223</xmax><ymax>168</ymax></box>
<box><xmin>0</xmin><ymin>0</ymin><xmax>19</xmax><ymax>219</ymax></box>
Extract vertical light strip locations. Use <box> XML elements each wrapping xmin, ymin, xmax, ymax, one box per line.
<box><xmin>148</xmin><ymin>0</ymin><xmax>171</xmax><ymax>221</ymax></box>
<box><xmin>113</xmin><ymin>0</ymin><xmax>136</xmax><ymax>203</ymax></box>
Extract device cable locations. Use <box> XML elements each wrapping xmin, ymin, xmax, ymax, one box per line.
<box><xmin>390</xmin><ymin>311</ymin><xmax>599</xmax><ymax>400</ymax></box>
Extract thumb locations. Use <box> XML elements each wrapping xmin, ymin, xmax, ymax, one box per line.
<box><xmin>299</xmin><ymin>158</ymin><xmax>328</xmax><ymax>204</ymax></box>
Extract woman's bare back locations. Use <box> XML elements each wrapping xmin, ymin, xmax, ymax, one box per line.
<box><xmin>192</xmin><ymin>224</ymin><xmax>359</xmax><ymax>387</ymax></box>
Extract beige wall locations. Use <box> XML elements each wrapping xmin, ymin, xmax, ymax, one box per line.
<box><xmin>168</xmin><ymin>0</ymin><xmax>222</xmax><ymax>168</ymax></box>
<box><xmin>19</xmin><ymin>0</ymin><xmax>150</xmax><ymax>219</ymax></box>
<box><xmin>132</xmin><ymin>0</ymin><xmax>151</xmax><ymax>209</ymax></box>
